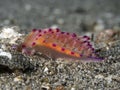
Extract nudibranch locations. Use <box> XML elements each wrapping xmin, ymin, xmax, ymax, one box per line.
<box><xmin>18</xmin><ymin>28</ymin><xmax>103</xmax><ymax>62</ymax></box>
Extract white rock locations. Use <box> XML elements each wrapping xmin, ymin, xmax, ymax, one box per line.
<box><xmin>0</xmin><ymin>26</ymin><xmax>23</xmax><ymax>44</ymax></box>
<box><xmin>44</xmin><ymin>67</ymin><xmax>49</xmax><ymax>73</ymax></box>
<box><xmin>95</xmin><ymin>74</ymin><xmax>104</xmax><ymax>79</ymax></box>
<box><xmin>0</xmin><ymin>49</ymin><xmax>12</xmax><ymax>60</ymax></box>
<box><xmin>51</xmin><ymin>25</ymin><xmax>59</xmax><ymax>29</ymax></box>
<box><xmin>71</xmin><ymin>87</ymin><xmax>76</xmax><ymax>90</ymax></box>
<box><xmin>14</xmin><ymin>76</ymin><xmax>23</xmax><ymax>82</ymax></box>
<box><xmin>0</xmin><ymin>27</ymin><xmax>19</xmax><ymax>38</ymax></box>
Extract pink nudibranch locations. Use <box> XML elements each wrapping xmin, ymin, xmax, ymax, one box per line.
<box><xmin>18</xmin><ymin>28</ymin><xmax>103</xmax><ymax>61</ymax></box>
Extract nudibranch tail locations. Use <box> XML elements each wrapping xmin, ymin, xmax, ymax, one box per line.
<box><xmin>19</xmin><ymin>28</ymin><xmax>103</xmax><ymax>62</ymax></box>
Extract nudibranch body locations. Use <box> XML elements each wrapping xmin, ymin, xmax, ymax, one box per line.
<box><xmin>19</xmin><ymin>28</ymin><xmax>103</xmax><ymax>61</ymax></box>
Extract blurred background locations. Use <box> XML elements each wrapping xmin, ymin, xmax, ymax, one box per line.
<box><xmin>0</xmin><ymin>0</ymin><xmax>120</xmax><ymax>34</ymax></box>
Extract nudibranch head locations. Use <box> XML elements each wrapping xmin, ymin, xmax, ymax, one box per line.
<box><xmin>19</xmin><ymin>28</ymin><xmax>103</xmax><ymax>62</ymax></box>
